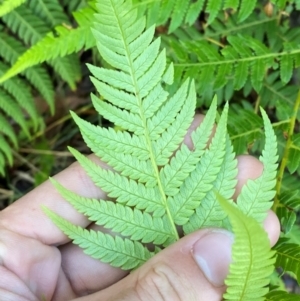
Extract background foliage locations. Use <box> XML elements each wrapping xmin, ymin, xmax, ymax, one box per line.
<box><xmin>1</xmin><ymin>0</ymin><xmax>300</xmax><ymax>297</ymax></box>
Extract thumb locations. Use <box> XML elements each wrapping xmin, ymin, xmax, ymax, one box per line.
<box><xmin>76</xmin><ymin>228</ymin><xmax>233</xmax><ymax>301</ymax></box>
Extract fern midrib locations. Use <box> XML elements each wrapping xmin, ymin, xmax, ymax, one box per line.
<box><xmin>236</xmin><ymin>221</ymin><xmax>254</xmax><ymax>300</ymax></box>
<box><xmin>230</xmin><ymin>119</ymin><xmax>290</xmax><ymax>140</ymax></box>
<box><xmin>276</xmin><ymin>248</ymin><xmax>300</xmax><ymax>263</ymax></box>
<box><xmin>200</xmin><ymin>16</ymin><xmax>277</xmax><ymax>41</ymax></box>
<box><xmin>110</xmin><ymin>0</ymin><xmax>179</xmax><ymax>241</ymax></box>
<box><xmin>175</xmin><ymin>49</ymin><xmax>300</xmax><ymax>67</ymax></box>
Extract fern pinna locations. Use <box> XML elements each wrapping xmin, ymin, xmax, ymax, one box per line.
<box><xmin>45</xmin><ymin>0</ymin><xmax>278</xmax><ymax>299</ymax></box>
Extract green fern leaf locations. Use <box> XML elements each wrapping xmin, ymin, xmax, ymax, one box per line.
<box><xmin>0</xmin><ymin>0</ymin><xmax>26</xmax><ymax>17</ymax></box>
<box><xmin>0</xmin><ymin>5</ymin><xmax>95</xmax><ymax>83</ymax></box>
<box><xmin>218</xmin><ymin>194</ymin><xmax>276</xmax><ymax>301</ymax></box>
<box><xmin>43</xmin><ymin>207</ymin><xmax>155</xmax><ymax>270</ymax></box>
<box><xmin>0</xmin><ymin>31</ymin><xmax>54</xmax><ymax>110</ymax></box>
<box><xmin>236</xmin><ymin>108</ymin><xmax>278</xmax><ymax>223</ymax></box>
<box><xmin>274</xmin><ymin>238</ymin><xmax>300</xmax><ymax>283</ymax></box>
<box><xmin>2</xmin><ymin>5</ymin><xmax>81</xmax><ymax>88</ymax></box>
<box><xmin>0</xmin><ymin>61</ymin><xmax>38</xmax><ymax>127</ymax></box>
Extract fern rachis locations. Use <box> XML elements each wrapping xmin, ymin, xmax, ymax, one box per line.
<box><xmin>45</xmin><ymin>0</ymin><xmax>279</xmax><ymax>299</ymax></box>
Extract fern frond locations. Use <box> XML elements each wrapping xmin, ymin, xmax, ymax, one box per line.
<box><xmin>28</xmin><ymin>0</ymin><xmax>69</xmax><ymax>27</ymax></box>
<box><xmin>274</xmin><ymin>238</ymin><xmax>300</xmax><ymax>283</ymax></box>
<box><xmin>2</xmin><ymin>5</ymin><xmax>81</xmax><ymax>88</ymax></box>
<box><xmin>218</xmin><ymin>194</ymin><xmax>276</xmax><ymax>301</ymax></box>
<box><xmin>43</xmin><ymin>207</ymin><xmax>155</xmax><ymax>270</ymax></box>
<box><xmin>0</xmin><ymin>0</ymin><xmax>26</xmax><ymax>17</ymax></box>
<box><xmin>45</xmin><ymin>2</ymin><xmax>279</xmax><ymax>296</ymax></box>
<box><xmin>2</xmin><ymin>5</ymin><xmax>50</xmax><ymax>45</ymax></box>
<box><xmin>236</xmin><ymin>108</ymin><xmax>278</xmax><ymax>223</ymax></box>
<box><xmin>172</xmin><ymin>35</ymin><xmax>300</xmax><ymax>95</ymax></box>
<box><xmin>0</xmin><ymin>5</ymin><xmax>95</xmax><ymax>83</ymax></box>
<box><xmin>0</xmin><ymin>31</ymin><xmax>54</xmax><ymax>110</ymax></box>
<box><xmin>0</xmin><ymin>62</ymin><xmax>38</xmax><ymax>127</ymax></box>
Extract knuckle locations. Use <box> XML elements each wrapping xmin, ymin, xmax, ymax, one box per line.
<box><xmin>133</xmin><ymin>262</ymin><xmax>197</xmax><ymax>301</ymax></box>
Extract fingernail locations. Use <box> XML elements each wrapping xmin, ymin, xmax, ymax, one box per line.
<box><xmin>192</xmin><ymin>230</ymin><xmax>234</xmax><ymax>287</ymax></box>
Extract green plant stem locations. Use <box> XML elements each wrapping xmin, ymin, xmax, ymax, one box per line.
<box><xmin>272</xmin><ymin>89</ymin><xmax>300</xmax><ymax>212</ymax></box>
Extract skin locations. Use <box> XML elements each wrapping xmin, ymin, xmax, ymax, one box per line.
<box><xmin>0</xmin><ymin>115</ymin><xmax>280</xmax><ymax>301</ymax></box>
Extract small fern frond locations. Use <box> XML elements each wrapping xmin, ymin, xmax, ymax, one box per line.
<box><xmin>218</xmin><ymin>194</ymin><xmax>276</xmax><ymax>301</ymax></box>
<box><xmin>236</xmin><ymin>108</ymin><xmax>278</xmax><ymax>223</ymax></box>
<box><xmin>43</xmin><ymin>207</ymin><xmax>155</xmax><ymax>270</ymax></box>
<box><xmin>0</xmin><ymin>0</ymin><xmax>26</xmax><ymax>17</ymax></box>
<box><xmin>274</xmin><ymin>238</ymin><xmax>300</xmax><ymax>284</ymax></box>
<box><xmin>0</xmin><ymin>6</ymin><xmax>95</xmax><ymax>83</ymax></box>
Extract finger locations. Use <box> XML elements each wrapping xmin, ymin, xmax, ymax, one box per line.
<box><xmin>0</xmin><ymin>229</ymin><xmax>62</xmax><ymax>300</ymax></box>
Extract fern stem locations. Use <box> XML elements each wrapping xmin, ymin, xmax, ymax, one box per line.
<box><xmin>111</xmin><ymin>0</ymin><xmax>179</xmax><ymax>241</ymax></box>
<box><xmin>272</xmin><ymin>89</ymin><xmax>300</xmax><ymax>212</ymax></box>
<box><xmin>254</xmin><ymin>96</ymin><xmax>261</xmax><ymax>114</ymax></box>
<box><xmin>175</xmin><ymin>49</ymin><xmax>300</xmax><ymax>68</ymax></box>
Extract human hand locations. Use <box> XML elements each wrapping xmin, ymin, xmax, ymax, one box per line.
<box><xmin>0</xmin><ymin>115</ymin><xmax>280</xmax><ymax>301</ymax></box>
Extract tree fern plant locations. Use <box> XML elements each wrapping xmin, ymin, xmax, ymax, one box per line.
<box><xmin>42</xmin><ymin>0</ymin><xmax>283</xmax><ymax>299</ymax></box>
